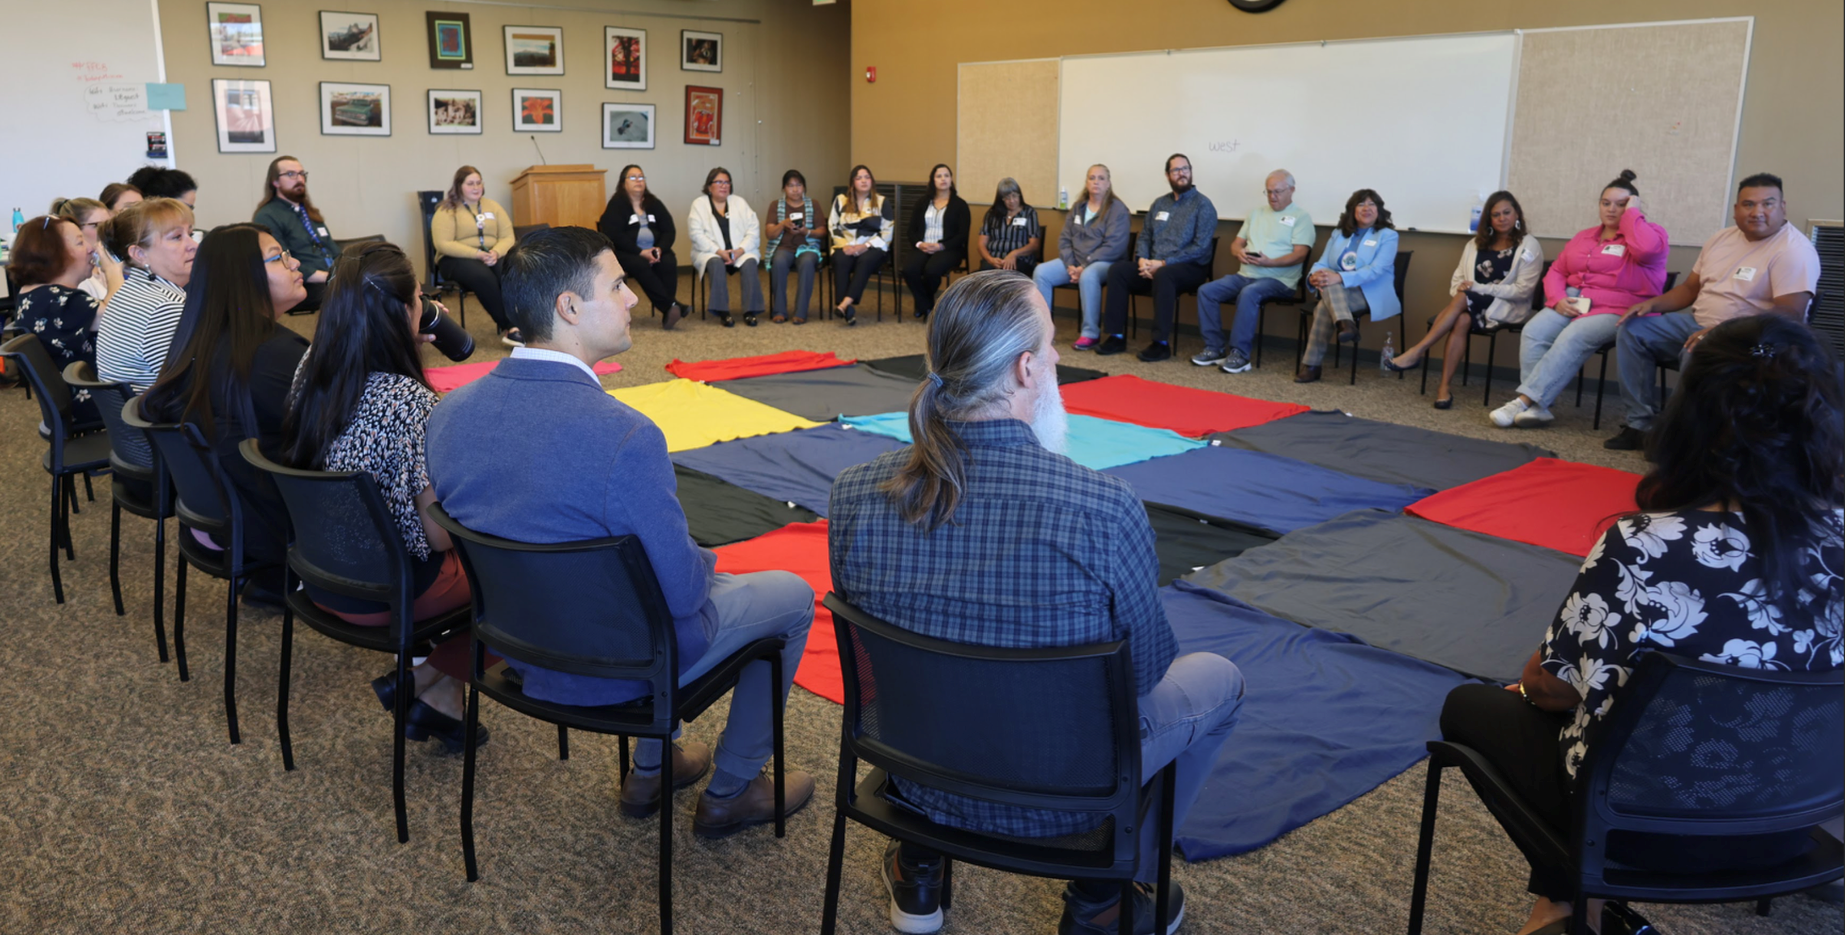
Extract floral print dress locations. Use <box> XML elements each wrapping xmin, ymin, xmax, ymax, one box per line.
<box><xmin>16</xmin><ymin>284</ymin><xmax>100</xmax><ymax>423</ymax></box>
<box><xmin>1540</xmin><ymin>507</ymin><xmax>1844</xmax><ymax>778</ymax></box>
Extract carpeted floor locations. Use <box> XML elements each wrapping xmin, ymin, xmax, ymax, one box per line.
<box><xmin>2</xmin><ymin>278</ymin><xmax>1837</xmax><ymax>934</ymax></box>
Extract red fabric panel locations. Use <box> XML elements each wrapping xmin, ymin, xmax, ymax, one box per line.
<box><xmin>711</xmin><ymin>520</ymin><xmax>843</xmax><ymax>704</ymax></box>
<box><xmin>1058</xmin><ymin>374</ymin><xmax>1310</xmax><ymax>437</ymax></box>
<box><xmin>425</xmin><ymin>358</ymin><xmax>622</xmax><ymax>394</ymax></box>
<box><xmin>1406</xmin><ymin>458</ymin><xmax>1642</xmax><ymax>557</ymax></box>
<box><xmin>665</xmin><ymin>350</ymin><xmax>856</xmax><ymax>383</ymax></box>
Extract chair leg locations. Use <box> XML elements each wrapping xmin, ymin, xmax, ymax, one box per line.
<box><xmin>1348</xmin><ymin>321</ymin><xmax>1361</xmax><ymax>385</ymax></box>
<box><xmin>1119</xmin><ymin>880</ymin><xmax>1135</xmax><ymax>935</ymax></box>
<box><xmin>1155</xmin><ymin>764</ymin><xmax>1176</xmax><ymax>934</ymax></box>
<box><xmin>1419</xmin><ymin>345</ymin><xmax>1430</xmax><ymax>395</ymax></box>
<box><xmin>819</xmin><ymin>810</ymin><xmax>850</xmax><ymax>935</ymax></box>
<box><xmin>62</xmin><ymin>476</ymin><xmax>77</xmax><ymax>557</ymax></box>
<box><xmin>174</xmin><ymin>557</ymin><xmax>190</xmax><ymax>682</ymax></box>
<box><xmin>109</xmin><ymin>501</ymin><xmax>125</xmax><ymax>616</ymax></box>
<box><xmin>461</xmin><ymin>683</ymin><xmax>482</xmax><ymax>881</ymax></box>
<box><xmin>619</xmin><ymin>735</ymin><xmax>630</xmax><ymax>777</ymax></box>
<box><xmin>152</xmin><ymin>516</ymin><xmax>169</xmax><ymax>662</ymax></box>
<box><xmin>659</xmin><ymin>734</ymin><xmax>674</xmax><ymax>935</ymax></box>
<box><xmin>83</xmin><ymin>472</ymin><xmax>95</xmax><ymax>502</ymax></box>
<box><xmin>223</xmin><ymin>576</ymin><xmax>242</xmax><ymax>745</ymax></box>
<box><xmin>277</xmin><ymin>605</ymin><xmax>295</xmax><ymax>771</ymax></box>
<box><xmin>392</xmin><ymin>650</ymin><xmax>410</xmax><ymax>843</ymax></box>
<box><xmin>1406</xmin><ymin>760</ymin><xmax>1444</xmax><ymax>935</ymax></box>
<box><xmin>1255</xmin><ymin>306</ymin><xmax>1267</xmax><ymax>368</ymax></box>
<box><xmin>1592</xmin><ymin>351</ymin><xmax>1610</xmax><ymax>430</ymax></box>
<box><xmin>1482</xmin><ymin>332</ymin><xmax>1496</xmax><ymax>406</ymax></box>
<box><xmin>556</xmin><ymin>725</ymin><xmax>569</xmax><ymax>760</ymax></box>
<box><xmin>1569</xmin><ymin>896</ymin><xmax>1591</xmax><ymax>935</ymax></box>
<box><xmin>771</xmin><ymin>652</ymin><xmax>786</xmax><ymax>837</ymax></box>
<box><xmin>48</xmin><ymin>473</ymin><xmax>65</xmax><ymax>605</ymax></box>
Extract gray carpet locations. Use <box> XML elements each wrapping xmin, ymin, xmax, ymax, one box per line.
<box><xmin>1</xmin><ymin>278</ymin><xmax>1836</xmax><ymax>934</ymax></box>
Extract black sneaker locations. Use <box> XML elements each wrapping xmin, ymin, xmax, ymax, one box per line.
<box><xmin>1136</xmin><ymin>342</ymin><xmax>1172</xmax><ymax>363</ymax></box>
<box><xmin>1058</xmin><ymin>881</ymin><xmax>1185</xmax><ymax>935</ymax></box>
<box><xmin>1094</xmin><ymin>335</ymin><xmax>1128</xmax><ymax>356</ymax></box>
<box><xmin>882</xmin><ymin>840</ymin><xmax>945</xmax><ymax>934</ymax></box>
<box><xmin>1603</xmin><ymin>426</ymin><xmax>1646</xmax><ymax>451</ymax></box>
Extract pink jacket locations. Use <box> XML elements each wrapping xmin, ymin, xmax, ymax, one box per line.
<box><xmin>1542</xmin><ymin>208</ymin><xmax>1669</xmax><ymax>316</ymax></box>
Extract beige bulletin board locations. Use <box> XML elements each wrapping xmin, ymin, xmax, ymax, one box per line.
<box><xmin>956</xmin><ymin>59</ymin><xmax>1060</xmax><ymax>207</ymax></box>
<box><xmin>1509</xmin><ymin>19</ymin><xmax>1752</xmax><ymax>246</ymax></box>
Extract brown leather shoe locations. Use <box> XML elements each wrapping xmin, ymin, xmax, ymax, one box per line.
<box><xmin>662</xmin><ymin>304</ymin><xmax>684</xmax><ymax>331</ymax></box>
<box><xmin>1336</xmin><ymin>320</ymin><xmax>1360</xmax><ymax>344</ymax></box>
<box><xmin>618</xmin><ymin>741</ymin><xmax>712</xmax><ymax>819</ymax></box>
<box><xmin>1294</xmin><ymin>365</ymin><xmax>1322</xmax><ymax>384</ymax></box>
<box><xmin>691</xmin><ymin>769</ymin><xmax>816</xmax><ymax>839</ymax></box>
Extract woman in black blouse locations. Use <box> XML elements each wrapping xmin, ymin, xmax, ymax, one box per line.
<box><xmin>900</xmin><ymin>163</ymin><xmax>970</xmax><ymax>321</ymax></box>
<box><xmin>596</xmin><ymin>164</ymin><xmax>686</xmax><ymax>329</ymax></box>
<box><xmin>9</xmin><ymin>215</ymin><xmax>108</xmax><ymax>423</ymax></box>
<box><xmin>1439</xmin><ymin>314</ymin><xmax>1843</xmax><ymax>935</ymax></box>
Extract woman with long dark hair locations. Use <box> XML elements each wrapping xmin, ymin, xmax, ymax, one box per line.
<box><xmin>764</xmin><ymin>169</ymin><xmax>825</xmax><ymax>324</ymax></box>
<box><xmin>828</xmin><ymin>164</ymin><xmax>895</xmax><ymax>326</ymax></box>
<box><xmin>1440</xmin><ymin>313</ymin><xmax>1842</xmax><ymax>935</ymax></box>
<box><xmin>431</xmin><ymin>165</ymin><xmax>519</xmax><ymax>343</ymax></box>
<box><xmin>900</xmin><ymin>163</ymin><xmax>970</xmax><ymax>322</ymax></box>
<box><xmin>138</xmin><ymin>224</ymin><xmax>308</xmax><ymax>601</ymax></box>
<box><xmin>1295</xmin><ymin>188</ymin><xmax>1401</xmax><ymax>383</ymax></box>
<box><xmin>976</xmin><ymin>177</ymin><xmax>1041</xmax><ymax>277</ymax></box>
<box><xmin>280</xmin><ymin>242</ymin><xmax>484</xmax><ymax>751</ymax></box>
<box><xmin>596</xmin><ymin>163</ymin><xmax>686</xmax><ymax>329</ymax></box>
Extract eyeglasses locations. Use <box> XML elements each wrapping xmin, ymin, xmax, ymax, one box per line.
<box><xmin>627</xmin><ymin>175</ymin><xmax>646</xmax><ymax>182</ymax></box>
<box><xmin>1263</xmin><ymin>187</ymin><xmax>1293</xmax><ymax>196</ymax></box>
<box><xmin>264</xmin><ymin>250</ymin><xmax>294</xmax><ymax>264</ymax></box>
<box><xmin>278</xmin><ymin>170</ymin><xmax>308</xmax><ymax>180</ymax></box>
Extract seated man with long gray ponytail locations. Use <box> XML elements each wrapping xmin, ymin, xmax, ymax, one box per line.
<box><xmin>827</xmin><ymin>269</ymin><xmax>1246</xmax><ymax>935</ymax></box>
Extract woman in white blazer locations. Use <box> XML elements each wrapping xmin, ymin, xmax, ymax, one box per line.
<box><xmin>688</xmin><ymin>166</ymin><xmax>765</xmax><ymax>327</ymax></box>
<box><xmin>1384</xmin><ymin>191</ymin><xmax>1544</xmax><ymax>408</ymax></box>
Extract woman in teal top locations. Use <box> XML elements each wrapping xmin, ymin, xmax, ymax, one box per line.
<box><xmin>1296</xmin><ymin>189</ymin><xmax>1400</xmax><ymax>383</ymax></box>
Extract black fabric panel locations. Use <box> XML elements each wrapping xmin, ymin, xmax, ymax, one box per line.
<box><xmin>1144</xmin><ymin>501</ymin><xmax>1278</xmax><ymax>586</ymax></box>
<box><xmin>1208</xmin><ymin>409</ymin><xmax>1555</xmax><ymax>492</ymax></box>
<box><xmin>862</xmin><ymin>354</ymin><xmax>1109</xmax><ymax>386</ymax></box>
<box><xmin>674</xmin><ymin>465</ymin><xmax>819</xmax><ymax>547</ymax></box>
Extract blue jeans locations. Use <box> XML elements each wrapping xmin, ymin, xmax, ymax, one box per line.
<box><xmin>1616</xmin><ymin>311</ymin><xmax>1700</xmax><ymax>430</ymax></box>
<box><xmin>1131</xmin><ymin>652</ymin><xmax>1245</xmax><ymax>882</ymax></box>
<box><xmin>1196</xmin><ymin>274</ymin><xmax>1294</xmax><ymax>355</ymax></box>
<box><xmin>635</xmin><ymin>571</ymin><xmax>814</xmax><ymax>780</ymax></box>
<box><xmin>1514</xmin><ymin>308</ymin><xmax>1621</xmax><ymax>407</ymax></box>
<box><xmin>1034</xmin><ymin>258</ymin><xmax>1115</xmax><ymax>339</ymax></box>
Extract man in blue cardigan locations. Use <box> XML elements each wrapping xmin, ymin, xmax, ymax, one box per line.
<box><xmin>426</xmin><ymin>226</ymin><xmax>816</xmax><ymax>839</ymax></box>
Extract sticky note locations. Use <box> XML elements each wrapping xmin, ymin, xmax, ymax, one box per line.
<box><xmin>146</xmin><ymin>83</ymin><xmax>187</xmax><ymax>111</ymax></box>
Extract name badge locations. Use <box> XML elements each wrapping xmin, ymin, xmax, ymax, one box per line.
<box><xmin>1154</xmin><ymin>211</ymin><xmax>1170</xmax><ymax>222</ymax></box>
<box><xmin>789</xmin><ymin>213</ymin><xmax>803</xmax><ymax>222</ymax></box>
<box><xmin>1363</xmin><ymin>239</ymin><xmax>1377</xmax><ymax>247</ymax></box>
<box><xmin>1011</xmin><ymin>216</ymin><xmax>1028</xmax><ymax>227</ymax></box>
<box><xmin>480</xmin><ymin>212</ymin><xmax>493</xmax><ymax>221</ymax></box>
<box><xmin>1734</xmin><ymin>265</ymin><xmax>1757</xmax><ymax>281</ymax></box>
<box><xmin>1601</xmin><ymin>243</ymin><xmax>1626</xmax><ymax>256</ymax></box>
<box><xmin>1278</xmin><ymin>215</ymin><xmax>1296</xmax><ymax>227</ymax></box>
<box><xmin>648</xmin><ymin>214</ymin><xmax>656</xmax><ymax>223</ymax></box>
<box><xmin>316</xmin><ymin>226</ymin><xmax>329</xmax><ymax>237</ymax></box>
<box><xmin>1521</xmin><ymin>249</ymin><xmax>1534</xmax><ymax>262</ymax></box>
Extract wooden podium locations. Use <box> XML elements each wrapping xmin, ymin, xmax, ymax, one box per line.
<box><xmin>508</xmin><ymin>164</ymin><xmax>607</xmax><ymax>230</ymax></box>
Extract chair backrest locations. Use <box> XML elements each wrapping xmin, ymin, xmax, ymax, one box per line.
<box><xmin>64</xmin><ymin>361</ymin><xmax>153</xmax><ymax>471</ymax></box>
<box><xmin>238</xmin><ymin>438</ymin><xmax>409</xmax><ymax>610</ymax></box>
<box><xmin>1578</xmin><ymin>652</ymin><xmax>1844</xmax><ymax>845</ymax></box>
<box><xmin>128</xmin><ymin>406</ymin><xmax>238</xmax><ymax>545</ymax></box>
<box><xmin>824</xmin><ymin>592</ymin><xmax>1143</xmax><ymax>850</ymax></box>
<box><xmin>335</xmin><ymin>234</ymin><xmax>387</xmax><ymax>257</ymax></box>
<box><xmin>513</xmin><ymin>222</ymin><xmax>550</xmax><ymax>241</ymax></box>
<box><xmin>427</xmin><ymin>503</ymin><xmax>681</xmax><ymax>725</ymax></box>
<box><xmin>1</xmin><ymin>333</ymin><xmax>77</xmax><ymax>439</ymax></box>
<box><xmin>1392</xmin><ymin>250</ymin><xmax>1414</xmax><ymax>303</ymax></box>
<box><xmin>1663</xmin><ymin>270</ymin><xmax>1680</xmax><ymax>291</ymax></box>
<box><xmin>417</xmin><ymin>190</ymin><xmax>445</xmax><ymax>290</ymax></box>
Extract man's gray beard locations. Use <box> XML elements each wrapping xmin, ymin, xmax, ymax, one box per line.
<box><xmin>1030</xmin><ymin>374</ymin><xmax>1069</xmax><ymax>454</ymax></box>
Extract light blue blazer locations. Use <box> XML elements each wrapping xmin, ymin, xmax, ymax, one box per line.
<box><xmin>1310</xmin><ymin>226</ymin><xmax>1401</xmax><ymax>322</ymax></box>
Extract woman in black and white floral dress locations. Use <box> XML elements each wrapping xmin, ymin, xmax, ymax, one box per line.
<box><xmin>1439</xmin><ymin>313</ymin><xmax>1842</xmax><ymax>935</ymax></box>
<box><xmin>10</xmin><ymin>215</ymin><xmax>109</xmax><ymax>423</ymax></box>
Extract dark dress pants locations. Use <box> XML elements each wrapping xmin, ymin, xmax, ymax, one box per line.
<box><xmin>902</xmin><ymin>250</ymin><xmax>959</xmax><ymax>316</ymax></box>
<box><xmin>770</xmin><ymin>246</ymin><xmax>817</xmax><ymax>320</ymax></box>
<box><xmin>616</xmin><ymin>247</ymin><xmax>680</xmax><ymax>313</ymax></box>
<box><xmin>1102</xmin><ymin>260</ymin><xmax>1211</xmax><ymax>344</ymax></box>
<box><xmin>436</xmin><ymin>256</ymin><xmax>511</xmax><ymax>332</ymax></box>
<box><xmin>832</xmin><ymin>247</ymin><xmax>887</xmax><ymax>306</ymax></box>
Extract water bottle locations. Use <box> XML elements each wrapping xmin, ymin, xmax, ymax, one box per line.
<box><xmin>10</xmin><ymin>208</ymin><xmax>22</xmax><ymax>234</ymax></box>
<box><xmin>1379</xmin><ymin>331</ymin><xmax>1395</xmax><ymax>372</ymax></box>
<box><xmin>1058</xmin><ymin>186</ymin><xmax>1068</xmax><ymax>210</ymax></box>
<box><xmin>1468</xmin><ymin>198</ymin><xmax>1484</xmax><ymax>234</ymax></box>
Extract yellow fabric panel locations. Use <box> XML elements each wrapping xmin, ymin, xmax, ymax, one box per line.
<box><xmin>609</xmin><ymin>379</ymin><xmax>822</xmax><ymax>452</ymax></box>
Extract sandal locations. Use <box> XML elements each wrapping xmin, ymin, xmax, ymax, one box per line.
<box><xmin>791</xmin><ymin>316</ymin><xmax>807</xmax><ymax>325</ymax></box>
<box><xmin>771</xmin><ymin>314</ymin><xmax>787</xmax><ymax>324</ymax></box>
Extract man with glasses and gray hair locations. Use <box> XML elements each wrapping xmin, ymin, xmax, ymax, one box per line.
<box><xmin>829</xmin><ymin>269</ymin><xmax>1245</xmax><ymax>935</ymax></box>
<box><xmin>1191</xmin><ymin>169</ymin><xmax>1316</xmax><ymax>374</ymax></box>
<box><xmin>253</xmin><ymin>155</ymin><xmax>339</xmax><ymax>311</ymax></box>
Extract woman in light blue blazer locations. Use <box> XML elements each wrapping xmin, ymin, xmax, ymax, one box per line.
<box><xmin>1296</xmin><ymin>188</ymin><xmax>1400</xmax><ymax>383</ymax></box>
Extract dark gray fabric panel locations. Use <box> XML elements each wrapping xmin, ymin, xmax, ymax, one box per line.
<box><xmin>862</xmin><ymin>353</ymin><xmax>1109</xmax><ymax>386</ymax></box>
<box><xmin>716</xmin><ymin>364</ymin><xmax>923</xmax><ymax>422</ymax></box>
<box><xmin>1208</xmin><ymin>409</ymin><xmax>1555</xmax><ymax>491</ymax></box>
<box><xmin>1182</xmin><ymin>509</ymin><xmax>1583</xmax><ymax>681</ymax></box>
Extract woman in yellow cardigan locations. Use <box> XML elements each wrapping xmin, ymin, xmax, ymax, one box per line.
<box><xmin>430</xmin><ymin>166</ymin><xmax>519</xmax><ymax>343</ymax></box>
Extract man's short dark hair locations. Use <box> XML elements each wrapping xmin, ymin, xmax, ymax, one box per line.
<box><xmin>500</xmin><ymin>226</ymin><xmax>613</xmax><ymax>342</ymax></box>
<box><xmin>1165</xmin><ymin>153</ymin><xmax>1190</xmax><ymax>173</ymax></box>
<box><xmin>127</xmin><ymin>166</ymin><xmax>198</xmax><ymax>199</ymax></box>
<box><xmin>1737</xmin><ymin>172</ymin><xmax>1784</xmax><ymax>196</ymax></box>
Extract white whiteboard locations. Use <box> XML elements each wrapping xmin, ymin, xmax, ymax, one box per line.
<box><xmin>1057</xmin><ymin>34</ymin><xmax>1516</xmax><ymax>233</ymax></box>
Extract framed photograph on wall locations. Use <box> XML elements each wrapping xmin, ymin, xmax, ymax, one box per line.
<box><xmin>425</xmin><ymin>11</ymin><xmax>473</xmax><ymax>69</ymax></box>
<box><xmin>681</xmin><ymin>30</ymin><xmax>721</xmax><ymax>72</ymax></box>
<box><xmin>512</xmin><ymin>88</ymin><xmax>562</xmax><ymax>132</ymax></box>
<box><xmin>428</xmin><ymin>89</ymin><xmax>482</xmax><ymax>134</ymax></box>
<box><xmin>320</xmin><ymin>81</ymin><xmax>391</xmax><ymax>136</ymax></box>
<box><xmin>319</xmin><ymin>10</ymin><xmax>379</xmax><ymax>61</ymax></box>
<box><xmin>605</xmin><ymin>26</ymin><xmax>646</xmax><ymax>91</ymax></box>
<box><xmin>503</xmin><ymin>25</ymin><xmax>563</xmax><ymax>75</ymax></box>
<box><xmin>684</xmin><ymin>85</ymin><xmax>721</xmax><ymax>145</ymax></box>
<box><xmin>211</xmin><ymin>78</ymin><xmax>275</xmax><ymax>153</ymax></box>
<box><xmin>207</xmin><ymin>2</ymin><xmax>265</xmax><ymax>67</ymax></box>
<box><xmin>602</xmin><ymin>103</ymin><xmax>654</xmax><ymax>149</ymax></box>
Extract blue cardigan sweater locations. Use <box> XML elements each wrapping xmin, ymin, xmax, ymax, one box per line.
<box><xmin>426</xmin><ymin>357</ymin><xmax>716</xmax><ymax>705</ymax></box>
<box><xmin>1310</xmin><ymin>226</ymin><xmax>1401</xmax><ymax>322</ymax></box>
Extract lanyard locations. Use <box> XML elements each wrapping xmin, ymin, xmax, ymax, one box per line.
<box><xmin>469</xmin><ymin>201</ymin><xmax>486</xmax><ymax>249</ymax></box>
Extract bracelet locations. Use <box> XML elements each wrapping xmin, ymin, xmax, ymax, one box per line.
<box><xmin>1517</xmin><ymin>681</ymin><xmax>1535</xmax><ymax>705</ymax></box>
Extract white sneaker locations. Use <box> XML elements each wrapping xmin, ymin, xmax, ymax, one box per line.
<box><xmin>1489</xmin><ymin>398</ymin><xmax>1531</xmax><ymax>428</ymax></box>
<box><xmin>1513</xmin><ymin>403</ymin><xmax>1555</xmax><ymax>427</ymax></box>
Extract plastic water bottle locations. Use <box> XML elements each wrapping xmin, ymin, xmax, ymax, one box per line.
<box><xmin>1468</xmin><ymin>197</ymin><xmax>1484</xmax><ymax>233</ymax></box>
<box><xmin>10</xmin><ymin>208</ymin><xmax>22</xmax><ymax>234</ymax></box>
<box><xmin>1379</xmin><ymin>331</ymin><xmax>1395</xmax><ymax>372</ymax></box>
<box><xmin>1058</xmin><ymin>186</ymin><xmax>1069</xmax><ymax>210</ymax></box>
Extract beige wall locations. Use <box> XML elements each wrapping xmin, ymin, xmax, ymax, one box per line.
<box><xmin>163</xmin><ymin>0</ymin><xmax>850</xmax><ymax>277</ymax></box>
<box><xmin>852</xmin><ymin>0</ymin><xmax>1843</xmax><ymax>341</ymax></box>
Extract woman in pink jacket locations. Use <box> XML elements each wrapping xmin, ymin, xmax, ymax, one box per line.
<box><xmin>1489</xmin><ymin>170</ymin><xmax>1668</xmax><ymax>428</ymax></box>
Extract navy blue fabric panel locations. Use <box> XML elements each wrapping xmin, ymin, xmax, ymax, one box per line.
<box><xmin>714</xmin><ymin>364</ymin><xmax>924</xmax><ymax>422</ymax></box>
<box><xmin>668</xmin><ymin>424</ymin><xmax>908</xmax><ymax>517</ymax></box>
<box><xmin>1103</xmin><ymin>446</ymin><xmax>1431</xmax><ymax>536</ymax></box>
<box><xmin>1183</xmin><ymin>510</ymin><xmax>1583</xmax><ymax>682</ymax></box>
<box><xmin>1209</xmin><ymin>409</ymin><xmax>1554</xmax><ymax>491</ymax></box>
<box><xmin>1163</xmin><ymin>582</ymin><xmax>1470</xmax><ymax>859</ymax></box>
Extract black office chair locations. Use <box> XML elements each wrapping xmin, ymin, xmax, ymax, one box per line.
<box><xmin>428</xmin><ymin>504</ymin><xmax>792</xmax><ymax>935</ymax></box>
<box><xmin>1252</xmin><ymin>262</ymin><xmax>1312</xmax><ymax>370</ymax></box>
<box><xmin>818</xmin><ymin>593</ymin><xmax>1176</xmax><ymax>935</ymax></box>
<box><xmin>417</xmin><ymin>191</ymin><xmax>470</xmax><ymax>328</ymax></box>
<box><xmin>1</xmin><ymin>335</ymin><xmax>112</xmax><ymax>605</ymax></box>
<box><xmin>1311</xmin><ymin>250</ymin><xmax>1414</xmax><ymax>385</ymax></box>
<box><xmin>1128</xmin><ymin>236</ymin><xmax>1220</xmax><ymax>354</ymax></box>
<box><xmin>240</xmin><ymin>440</ymin><xmax>471</xmax><ymax>843</ymax></box>
<box><xmin>65</xmin><ymin>364</ymin><xmax>174</xmax><ymax>661</ymax></box>
<box><xmin>1409</xmin><ymin>652</ymin><xmax>1844</xmax><ymax>935</ymax></box>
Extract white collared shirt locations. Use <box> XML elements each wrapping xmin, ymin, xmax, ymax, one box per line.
<box><xmin>510</xmin><ymin>346</ymin><xmax>600</xmax><ymax>381</ymax></box>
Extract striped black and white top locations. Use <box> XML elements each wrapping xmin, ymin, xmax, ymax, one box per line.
<box><xmin>981</xmin><ymin>205</ymin><xmax>1041</xmax><ymax>263</ymax></box>
<box><xmin>95</xmin><ymin>269</ymin><xmax>186</xmax><ymax>393</ymax></box>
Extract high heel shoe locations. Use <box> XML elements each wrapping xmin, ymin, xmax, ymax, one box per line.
<box><xmin>1381</xmin><ymin>352</ymin><xmax>1417</xmax><ymax>373</ymax></box>
<box><xmin>404</xmin><ymin>699</ymin><xmax>489</xmax><ymax>754</ymax></box>
<box><xmin>1433</xmin><ymin>396</ymin><xmax>1454</xmax><ymax>410</ymax></box>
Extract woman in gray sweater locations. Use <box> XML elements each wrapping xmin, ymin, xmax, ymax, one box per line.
<box><xmin>1032</xmin><ymin>163</ymin><xmax>1131</xmax><ymax>350</ymax></box>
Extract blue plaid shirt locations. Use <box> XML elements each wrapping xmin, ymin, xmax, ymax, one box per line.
<box><xmin>828</xmin><ymin>418</ymin><xmax>1179</xmax><ymax>837</ymax></box>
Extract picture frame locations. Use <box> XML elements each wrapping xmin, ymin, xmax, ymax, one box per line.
<box><xmin>503</xmin><ymin>25</ymin><xmax>563</xmax><ymax>76</ymax></box>
<box><xmin>680</xmin><ymin>29</ymin><xmax>721</xmax><ymax>72</ymax></box>
<box><xmin>427</xmin><ymin>89</ymin><xmax>482</xmax><ymax>135</ymax></box>
<box><xmin>319</xmin><ymin>81</ymin><xmax>391</xmax><ymax>136</ymax></box>
<box><xmin>425</xmin><ymin>11</ymin><xmax>473</xmax><ymax>70</ymax></box>
<box><xmin>210</xmin><ymin>78</ymin><xmax>275</xmax><ymax>153</ymax></box>
<box><xmin>318</xmin><ymin>10</ymin><xmax>379</xmax><ymax>61</ymax></box>
<box><xmin>683</xmin><ymin>85</ymin><xmax>721</xmax><ymax>145</ymax></box>
<box><xmin>602</xmin><ymin>102</ymin><xmax>654</xmax><ymax>149</ymax></box>
<box><xmin>512</xmin><ymin>88</ymin><xmax>562</xmax><ymax>132</ymax></box>
<box><xmin>207</xmin><ymin>2</ymin><xmax>266</xmax><ymax>67</ymax></box>
<box><xmin>605</xmin><ymin>26</ymin><xmax>646</xmax><ymax>91</ymax></box>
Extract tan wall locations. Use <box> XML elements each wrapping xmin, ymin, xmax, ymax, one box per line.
<box><xmin>163</xmin><ymin>0</ymin><xmax>851</xmax><ymax>277</ymax></box>
<box><xmin>852</xmin><ymin>0</ymin><xmax>1842</xmax><ymax>343</ymax></box>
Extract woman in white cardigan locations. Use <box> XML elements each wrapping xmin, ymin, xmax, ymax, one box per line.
<box><xmin>1384</xmin><ymin>191</ymin><xmax>1544</xmax><ymax>408</ymax></box>
<box><xmin>687</xmin><ymin>166</ymin><xmax>765</xmax><ymax>327</ymax></box>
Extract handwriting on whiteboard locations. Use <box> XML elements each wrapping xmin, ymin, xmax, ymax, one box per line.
<box><xmin>1207</xmin><ymin>140</ymin><xmax>1241</xmax><ymax>153</ymax></box>
<box><xmin>70</xmin><ymin>60</ymin><xmax>126</xmax><ymax>83</ymax></box>
<box><xmin>85</xmin><ymin>83</ymin><xmax>149</xmax><ymax>122</ymax></box>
